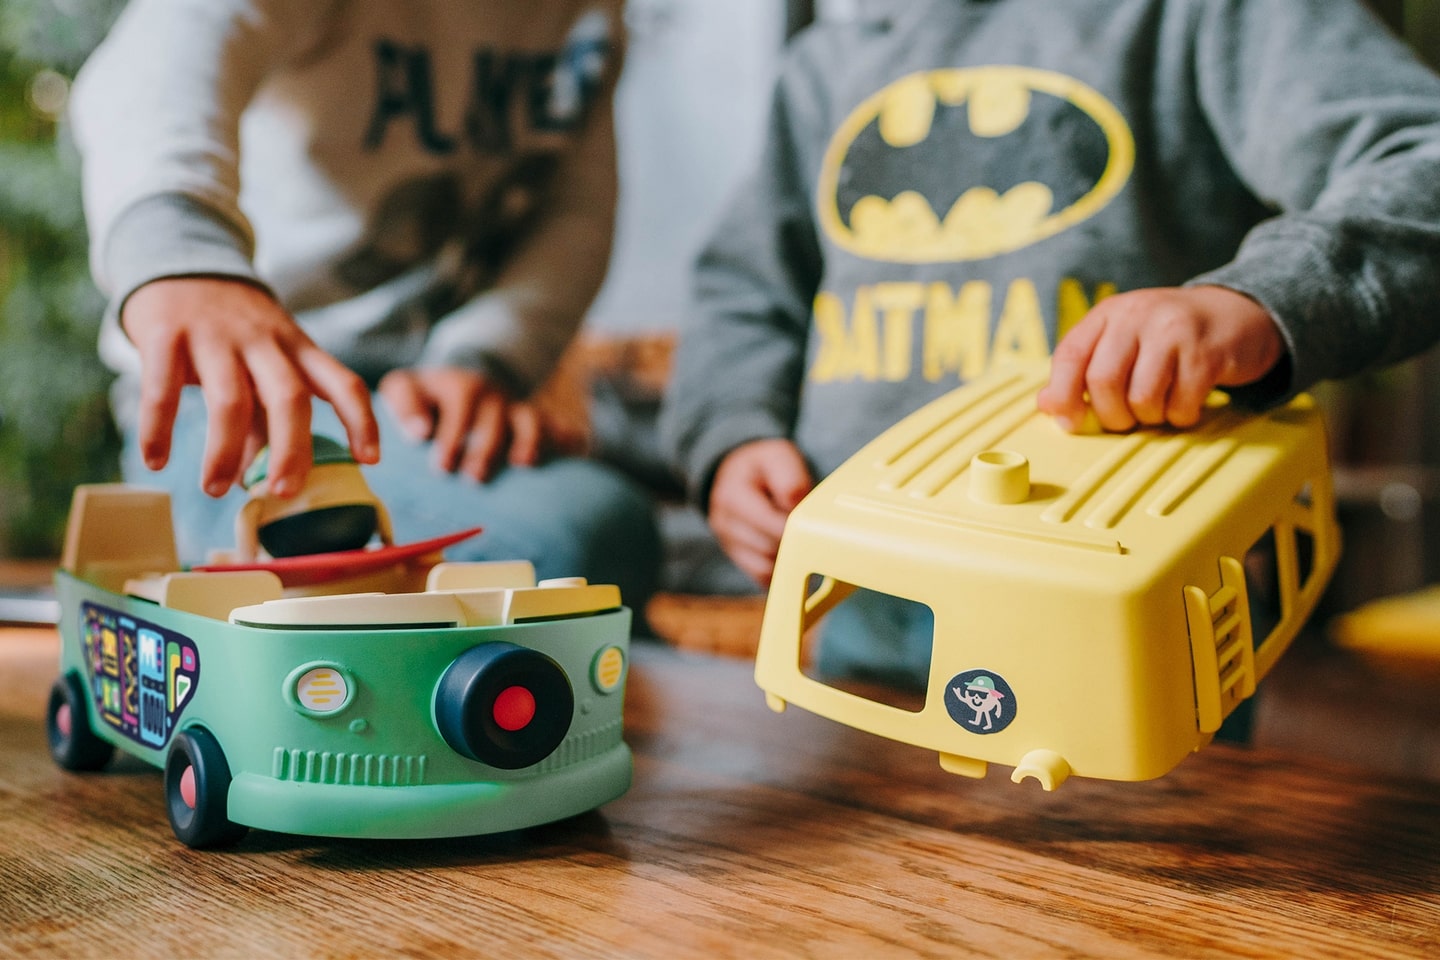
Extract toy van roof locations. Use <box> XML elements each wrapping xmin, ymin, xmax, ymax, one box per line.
<box><xmin>782</xmin><ymin>361</ymin><xmax>1332</xmax><ymax>589</ymax></box>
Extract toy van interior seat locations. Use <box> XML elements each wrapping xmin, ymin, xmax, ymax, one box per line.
<box><xmin>60</xmin><ymin>485</ymin><xmax>180</xmax><ymax>592</ymax></box>
<box><xmin>227</xmin><ymin>577</ymin><xmax>622</xmax><ymax>628</ymax></box>
<box><xmin>123</xmin><ymin>570</ymin><xmax>284</xmax><ymax>621</ymax></box>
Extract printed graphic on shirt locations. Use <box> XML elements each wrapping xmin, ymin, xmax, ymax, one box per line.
<box><xmin>333</xmin><ymin>158</ymin><xmax>554</xmax><ymax>296</ymax></box>
<box><xmin>364</xmin><ymin>8</ymin><xmax>613</xmax><ymax>154</ymax></box>
<box><xmin>817</xmin><ymin>67</ymin><xmax>1133</xmax><ymax>263</ymax></box>
<box><xmin>810</xmin><ymin>275</ymin><xmax>1117</xmax><ymax>384</ymax></box>
<box><xmin>810</xmin><ymin>67</ymin><xmax>1134</xmax><ymax>386</ymax></box>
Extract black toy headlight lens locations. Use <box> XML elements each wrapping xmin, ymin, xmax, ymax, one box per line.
<box><xmin>435</xmin><ymin>643</ymin><xmax>573</xmax><ymax>769</ymax></box>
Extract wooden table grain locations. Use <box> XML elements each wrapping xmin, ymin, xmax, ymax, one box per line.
<box><xmin>2</xmin><ymin>626</ymin><xmax>1437</xmax><ymax>959</ymax></box>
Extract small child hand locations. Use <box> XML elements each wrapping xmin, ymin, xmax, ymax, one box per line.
<box><xmin>379</xmin><ymin>366</ymin><xmax>554</xmax><ymax>483</ymax></box>
<box><xmin>121</xmin><ymin>277</ymin><xmax>379</xmax><ymax>498</ymax></box>
<box><xmin>708</xmin><ymin>438</ymin><xmax>814</xmax><ymax>588</ymax></box>
<box><xmin>1037</xmin><ymin>285</ymin><xmax>1285</xmax><ymax>433</ymax></box>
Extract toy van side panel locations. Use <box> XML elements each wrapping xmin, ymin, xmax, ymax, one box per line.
<box><xmin>53</xmin><ymin>571</ymin><xmax>204</xmax><ymax>770</ymax></box>
<box><xmin>927</xmin><ymin>565</ymin><xmax>1200</xmax><ymax>781</ymax></box>
<box><xmin>1154</xmin><ymin>414</ymin><xmax>1339</xmax><ymax>673</ymax></box>
<box><xmin>758</xmin><ymin>511</ymin><xmax>1204</xmax><ymax>781</ymax></box>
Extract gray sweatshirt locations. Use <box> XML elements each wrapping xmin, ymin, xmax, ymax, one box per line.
<box><xmin>70</xmin><ymin>0</ymin><xmax>622</xmax><ymax>430</ymax></box>
<box><xmin>661</xmin><ymin>0</ymin><xmax>1440</xmax><ymax>507</ymax></box>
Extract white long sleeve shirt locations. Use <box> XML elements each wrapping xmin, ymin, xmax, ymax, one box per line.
<box><xmin>71</xmin><ymin>0</ymin><xmax>622</xmax><ymax>426</ymax></box>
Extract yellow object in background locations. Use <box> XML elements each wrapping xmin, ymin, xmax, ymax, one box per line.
<box><xmin>1331</xmin><ymin>586</ymin><xmax>1440</xmax><ymax>660</ymax></box>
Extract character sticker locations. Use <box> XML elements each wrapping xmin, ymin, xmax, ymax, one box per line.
<box><xmin>82</xmin><ymin>603</ymin><xmax>199</xmax><ymax>750</ymax></box>
<box><xmin>944</xmin><ymin>669</ymin><xmax>1016</xmax><ymax>734</ymax></box>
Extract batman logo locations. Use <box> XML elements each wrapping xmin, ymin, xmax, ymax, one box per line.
<box><xmin>817</xmin><ymin>66</ymin><xmax>1135</xmax><ymax>263</ymax></box>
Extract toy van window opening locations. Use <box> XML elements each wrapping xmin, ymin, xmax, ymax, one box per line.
<box><xmin>799</xmin><ymin>574</ymin><xmax>935</xmax><ymax>715</ymax></box>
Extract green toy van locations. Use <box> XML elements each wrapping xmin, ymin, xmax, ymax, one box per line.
<box><xmin>46</xmin><ymin>484</ymin><xmax>632</xmax><ymax>848</ymax></box>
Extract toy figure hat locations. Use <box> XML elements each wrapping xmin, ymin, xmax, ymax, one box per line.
<box><xmin>965</xmin><ymin>675</ymin><xmax>1004</xmax><ymax>697</ymax></box>
<box><xmin>243</xmin><ymin>434</ymin><xmax>355</xmax><ymax>490</ymax></box>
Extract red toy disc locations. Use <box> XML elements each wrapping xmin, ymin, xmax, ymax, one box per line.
<box><xmin>193</xmin><ymin>527</ymin><xmax>482</xmax><ymax>587</ymax></box>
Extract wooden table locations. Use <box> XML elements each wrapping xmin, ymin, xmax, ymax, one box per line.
<box><xmin>2</xmin><ymin>627</ymin><xmax>1437</xmax><ymax>958</ymax></box>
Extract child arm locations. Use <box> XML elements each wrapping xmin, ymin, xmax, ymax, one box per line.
<box><xmin>659</xmin><ymin>69</ymin><xmax>825</xmax><ymax>583</ymax></box>
<box><xmin>1038</xmin><ymin>286</ymin><xmax>1283</xmax><ymax>432</ymax></box>
<box><xmin>122</xmin><ymin>278</ymin><xmax>376</xmax><ymax>498</ymax></box>
<box><xmin>70</xmin><ymin>0</ymin><xmax>376</xmax><ymax>495</ymax></box>
<box><xmin>708</xmin><ymin>439</ymin><xmax>814</xmax><ymax>587</ymax></box>
<box><xmin>1044</xmin><ymin>0</ymin><xmax>1440</xmax><ymax>431</ymax></box>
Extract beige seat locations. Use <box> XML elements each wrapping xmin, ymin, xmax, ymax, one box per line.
<box><xmin>61</xmin><ymin>485</ymin><xmax>180</xmax><ymax>594</ymax></box>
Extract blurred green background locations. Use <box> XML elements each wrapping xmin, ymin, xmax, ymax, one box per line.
<box><xmin>0</xmin><ymin>0</ymin><xmax>123</xmax><ymax>557</ymax></box>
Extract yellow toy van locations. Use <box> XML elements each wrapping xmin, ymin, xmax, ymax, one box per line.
<box><xmin>755</xmin><ymin>360</ymin><xmax>1340</xmax><ymax>789</ymax></box>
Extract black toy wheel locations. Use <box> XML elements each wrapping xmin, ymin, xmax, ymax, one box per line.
<box><xmin>47</xmin><ymin>674</ymin><xmax>114</xmax><ymax>771</ymax></box>
<box><xmin>165</xmin><ymin>727</ymin><xmax>248</xmax><ymax>849</ymax></box>
<box><xmin>435</xmin><ymin>642</ymin><xmax>574</xmax><ymax>769</ymax></box>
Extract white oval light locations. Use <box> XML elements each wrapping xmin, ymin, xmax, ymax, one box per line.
<box><xmin>294</xmin><ymin>667</ymin><xmax>350</xmax><ymax>715</ymax></box>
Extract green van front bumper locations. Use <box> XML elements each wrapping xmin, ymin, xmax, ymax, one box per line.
<box><xmin>226</xmin><ymin>743</ymin><xmax>632</xmax><ymax>839</ymax></box>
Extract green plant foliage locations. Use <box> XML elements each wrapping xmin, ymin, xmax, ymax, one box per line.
<box><xmin>0</xmin><ymin>0</ymin><xmax>126</xmax><ymax>556</ymax></box>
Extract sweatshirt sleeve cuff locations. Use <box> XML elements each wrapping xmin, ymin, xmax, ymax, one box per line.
<box><xmin>1186</xmin><ymin>228</ymin><xmax>1360</xmax><ymax>410</ymax></box>
<box><xmin>102</xmin><ymin>192</ymin><xmax>267</xmax><ymax>309</ymax></box>
<box><xmin>416</xmin><ymin>292</ymin><xmax>577</xmax><ymax>398</ymax></box>
<box><xmin>680</xmin><ymin>410</ymin><xmax>793</xmax><ymax>512</ymax></box>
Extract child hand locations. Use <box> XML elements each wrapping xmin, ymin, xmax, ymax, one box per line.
<box><xmin>1037</xmin><ymin>285</ymin><xmax>1285</xmax><ymax>433</ymax></box>
<box><xmin>121</xmin><ymin>277</ymin><xmax>379</xmax><ymax>499</ymax></box>
<box><xmin>708</xmin><ymin>438</ymin><xmax>814</xmax><ymax>588</ymax></box>
<box><xmin>378</xmin><ymin>367</ymin><xmax>555</xmax><ymax>483</ymax></box>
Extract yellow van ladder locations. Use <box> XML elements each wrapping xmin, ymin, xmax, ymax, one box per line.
<box><xmin>1184</xmin><ymin>556</ymin><xmax>1257</xmax><ymax>734</ymax></box>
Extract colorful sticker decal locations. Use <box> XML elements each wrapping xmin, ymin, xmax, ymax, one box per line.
<box><xmin>82</xmin><ymin>603</ymin><xmax>199</xmax><ymax>749</ymax></box>
<box><xmin>944</xmin><ymin>669</ymin><xmax>1016</xmax><ymax>734</ymax></box>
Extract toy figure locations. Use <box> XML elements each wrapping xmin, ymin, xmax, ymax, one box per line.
<box><xmin>232</xmin><ymin>435</ymin><xmax>394</xmax><ymax>562</ymax></box>
<box><xmin>957</xmin><ymin>676</ymin><xmax>1004</xmax><ymax>731</ymax></box>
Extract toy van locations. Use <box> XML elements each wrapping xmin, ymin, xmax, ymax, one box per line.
<box><xmin>46</xmin><ymin>483</ymin><xmax>632</xmax><ymax>847</ymax></box>
<box><xmin>755</xmin><ymin>360</ymin><xmax>1340</xmax><ymax>789</ymax></box>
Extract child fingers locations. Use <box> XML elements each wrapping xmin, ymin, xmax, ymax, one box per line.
<box><xmin>190</xmin><ymin>347</ymin><xmax>256</xmax><ymax>497</ymax></box>
<box><xmin>757</xmin><ymin>443</ymin><xmax>814</xmax><ymax>510</ymax></box>
<box><xmin>507</xmin><ymin>405</ymin><xmax>542</xmax><ymax>467</ymax></box>
<box><xmin>709</xmin><ymin>513</ymin><xmax>781</xmax><ymax>586</ymax></box>
<box><xmin>1126</xmin><ymin>344</ymin><xmax>1178</xmax><ymax>427</ymax></box>
<box><xmin>429</xmin><ymin>376</ymin><xmax>483</xmax><ymax>474</ymax></box>
<box><xmin>245</xmin><ymin>352</ymin><xmax>318</xmax><ymax>499</ymax></box>
<box><xmin>302</xmin><ymin>347</ymin><xmax>379</xmax><ymax>463</ymax></box>
<box><xmin>1165</xmin><ymin>357</ymin><xmax>1220</xmax><ymax>428</ymax></box>
<box><xmin>1081</xmin><ymin>328</ymin><xmax>1140</xmax><ymax>433</ymax></box>
<box><xmin>377</xmin><ymin>369</ymin><xmax>436</xmax><ymax>443</ymax></box>
<box><xmin>458</xmin><ymin>393</ymin><xmax>508</xmax><ymax>482</ymax></box>
<box><xmin>132</xmin><ymin>331</ymin><xmax>188</xmax><ymax>472</ymax></box>
<box><xmin>715</xmin><ymin>480</ymin><xmax>789</xmax><ymax>544</ymax></box>
<box><xmin>727</xmin><ymin>544</ymin><xmax>777</xmax><ymax>589</ymax></box>
<box><xmin>1039</xmin><ymin>317</ymin><xmax>1105</xmax><ymax>431</ymax></box>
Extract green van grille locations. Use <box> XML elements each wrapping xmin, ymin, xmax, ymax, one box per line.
<box><xmin>272</xmin><ymin>748</ymin><xmax>428</xmax><ymax>786</ymax></box>
<box><xmin>532</xmin><ymin>719</ymin><xmax>623</xmax><ymax>774</ymax></box>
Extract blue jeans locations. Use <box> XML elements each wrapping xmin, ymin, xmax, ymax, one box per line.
<box><xmin>815</xmin><ymin>589</ymin><xmax>935</xmax><ymax>692</ymax></box>
<box><xmin>122</xmin><ymin>389</ymin><xmax>662</xmax><ymax>616</ymax></box>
